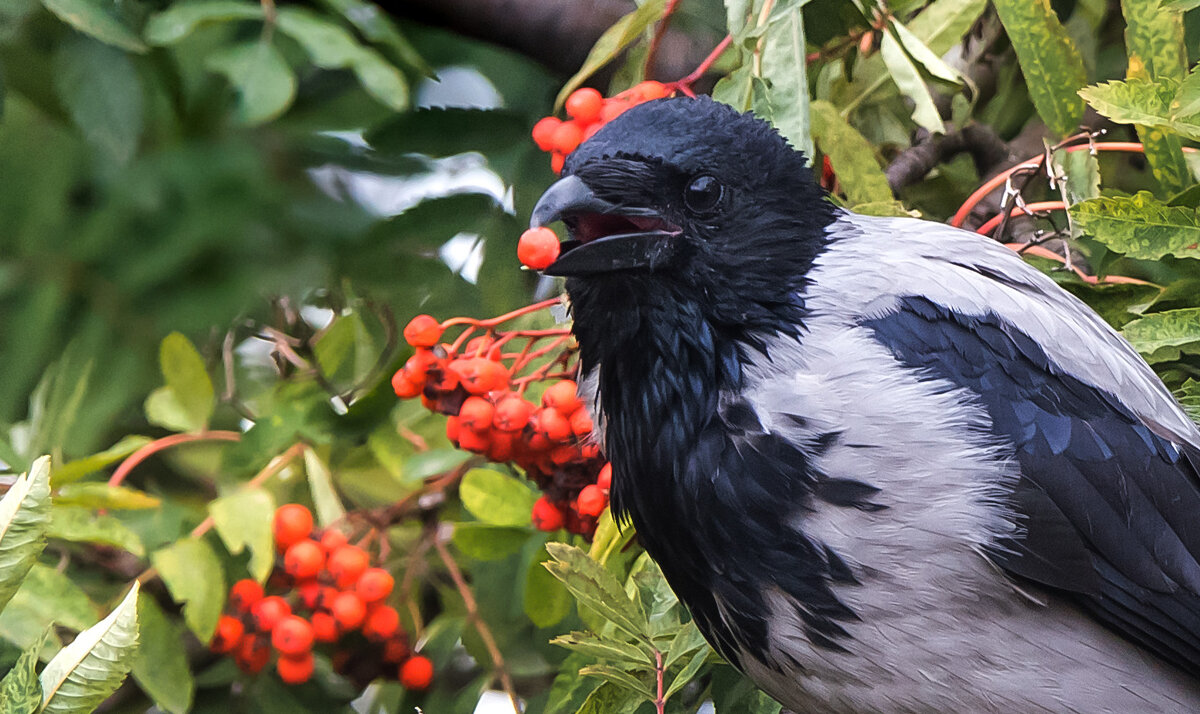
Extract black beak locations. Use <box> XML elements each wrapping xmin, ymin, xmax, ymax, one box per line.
<box><xmin>529</xmin><ymin>175</ymin><xmax>681</xmax><ymax>277</ymax></box>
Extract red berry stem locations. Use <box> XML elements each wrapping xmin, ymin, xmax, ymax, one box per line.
<box><xmin>108</xmin><ymin>430</ymin><xmax>243</xmax><ymax>488</ymax></box>
<box><xmin>667</xmin><ymin>34</ymin><xmax>733</xmax><ymax>96</ymax></box>
<box><xmin>439</xmin><ymin>298</ymin><xmax>562</xmax><ymax>330</ymax></box>
<box><xmin>643</xmin><ymin>0</ymin><xmax>682</xmax><ymax>77</ymax></box>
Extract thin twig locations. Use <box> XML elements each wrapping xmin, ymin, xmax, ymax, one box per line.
<box><xmin>109</xmin><ymin>431</ymin><xmax>242</xmax><ymax>487</ymax></box>
<box><xmin>644</xmin><ymin>0</ymin><xmax>682</xmax><ymax>76</ymax></box>
<box><xmin>435</xmin><ymin>537</ymin><xmax>521</xmax><ymax>711</ymax></box>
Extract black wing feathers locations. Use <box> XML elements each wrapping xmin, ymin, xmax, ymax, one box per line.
<box><xmin>867</xmin><ymin>297</ymin><xmax>1200</xmax><ymax>675</ymax></box>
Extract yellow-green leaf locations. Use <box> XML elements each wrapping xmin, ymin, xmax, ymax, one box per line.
<box><xmin>209</xmin><ymin>490</ymin><xmax>275</xmax><ymax>581</ymax></box>
<box><xmin>1122</xmin><ymin>308</ymin><xmax>1200</xmax><ymax>355</ymax></box>
<box><xmin>0</xmin><ymin>629</ymin><xmax>47</xmax><ymax>714</ymax></box>
<box><xmin>51</xmin><ymin>435</ymin><xmax>150</xmax><ymax>487</ymax></box>
<box><xmin>302</xmin><ymin>448</ymin><xmax>346</xmax><ymax>527</ymax></box>
<box><xmin>553</xmin><ymin>0</ymin><xmax>668</xmax><ymax>110</ymax></box>
<box><xmin>151</xmin><ymin>538</ymin><xmax>224</xmax><ymax>640</ymax></box>
<box><xmin>543</xmin><ymin>542</ymin><xmax>649</xmax><ymax>645</ymax></box>
<box><xmin>39</xmin><ymin>583</ymin><xmax>139</xmax><ymax>714</ymax></box>
<box><xmin>879</xmin><ymin>31</ymin><xmax>944</xmax><ymax>133</ymax></box>
<box><xmin>130</xmin><ymin>596</ymin><xmax>193</xmax><ymax>714</ymax></box>
<box><xmin>992</xmin><ymin>0</ymin><xmax>1087</xmax><ymax>136</ymax></box>
<box><xmin>47</xmin><ymin>507</ymin><xmax>144</xmax><ymax>556</ymax></box>
<box><xmin>1070</xmin><ymin>191</ymin><xmax>1200</xmax><ymax>259</ymax></box>
<box><xmin>458</xmin><ymin>468</ymin><xmax>538</xmax><ymax>527</ymax></box>
<box><xmin>54</xmin><ymin>483</ymin><xmax>161</xmax><ymax>510</ymax></box>
<box><xmin>810</xmin><ymin>100</ymin><xmax>892</xmax><ymax>205</ymax></box>
<box><xmin>0</xmin><ymin>456</ymin><xmax>51</xmax><ymax>616</ymax></box>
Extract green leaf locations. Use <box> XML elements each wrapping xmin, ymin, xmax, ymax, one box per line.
<box><xmin>554</xmin><ymin>0</ymin><xmax>668</xmax><ymax>109</ymax></box>
<box><xmin>890</xmin><ymin>19</ymin><xmax>963</xmax><ymax>86</ymax></box>
<box><xmin>524</xmin><ymin>545</ymin><xmax>572</xmax><ymax>628</ymax></box>
<box><xmin>992</xmin><ymin>0</ymin><xmax>1087</xmax><ymax>136</ymax></box>
<box><xmin>52</xmin><ymin>37</ymin><xmax>143</xmax><ymax>163</ymax></box>
<box><xmin>575</xmin><ymin>681</ymin><xmax>645</xmax><ymax>714</ymax></box>
<box><xmin>1080</xmin><ymin>77</ymin><xmax>1177</xmax><ymax>126</ymax></box>
<box><xmin>757</xmin><ymin>1</ymin><xmax>812</xmax><ymax>158</ymax></box>
<box><xmin>1121</xmin><ymin>308</ymin><xmax>1200</xmax><ymax>355</ymax></box>
<box><xmin>663</xmin><ymin>644</ymin><xmax>708</xmax><ymax>699</ymax></box>
<box><xmin>1163</xmin><ymin>0</ymin><xmax>1200</xmax><ymax>7</ymax></box>
<box><xmin>577</xmin><ymin>664</ymin><xmax>654</xmax><ymax>699</ymax></box>
<box><xmin>710</xmin><ymin>664</ymin><xmax>783</xmax><ymax>713</ymax></box>
<box><xmin>130</xmin><ymin>595</ymin><xmax>194</xmax><ymax>714</ymax></box>
<box><xmin>160</xmin><ymin>333</ymin><xmax>214</xmax><ymax>432</ymax></box>
<box><xmin>315</xmin><ymin>0</ymin><xmax>434</xmax><ymax>77</ymax></box>
<box><xmin>151</xmin><ymin>538</ymin><xmax>225</xmax><ymax>641</ymax></box>
<box><xmin>274</xmin><ymin>8</ymin><xmax>408</xmax><ymax>110</ymax></box>
<box><xmin>879</xmin><ymin>31</ymin><xmax>944</xmax><ymax>133</ymax></box>
<box><xmin>0</xmin><ymin>456</ymin><xmax>51</xmax><ymax>616</ymax></box>
<box><xmin>54</xmin><ymin>483</ymin><xmax>161</xmax><ymax>510</ymax></box>
<box><xmin>47</xmin><ymin>507</ymin><xmax>144</xmax><ymax>556</ymax></box>
<box><xmin>551</xmin><ymin>630</ymin><xmax>650</xmax><ymax>667</ymax></box>
<box><xmin>712</xmin><ymin>64</ymin><xmax>755</xmax><ymax>112</ymax></box>
<box><xmin>41</xmin><ymin>0</ymin><xmax>147</xmax><ymax>52</ymax></box>
<box><xmin>0</xmin><ymin>629</ymin><xmax>47</xmax><ymax>714</ymax></box>
<box><xmin>459</xmin><ymin>468</ymin><xmax>538</xmax><ymax>527</ymax></box>
<box><xmin>40</xmin><ymin>583</ymin><xmax>139</xmax><ymax>714</ymax></box>
<box><xmin>209</xmin><ymin>490</ymin><xmax>274</xmax><ymax>581</ymax></box>
<box><xmin>143</xmin><ymin>0</ymin><xmax>263</xmax><ymax>45</ymax></box>
<box><xmin>0</xmin><ymin>564</ymin><xmax>97</xmax><ymax>637</ymax></box>
<box><xmin>1122</xmin><ymin>0</ymin><xmax>1187</xmax><ymax>83</ymax></box>
<box><xmin>302</xmin><ymin>448</ymin><xmax>346</xmax><ymax>528</ymax></box>
<box><xmin>452</xmin><ymin>523</ymin><xmax>529</xmax><ymax>561</ymax></box>
<box><xmin>1173</xmin><ymin>64</ymin><xmax>1200</xmax><ymax>118</ymax></box>
<box><xmin>366</xmin><ymin>108</ymin><xmax>528</xmax><ymax>157</ymax></box>
<box><xmin>205</xmin><ymin>40</ymin><xmax>297</xmax><ymax>125</ymax></box>
<box><xmin>51</xmin><ymin>435</ymin><xmax>151</xmax><ymax>487</ymax></box>
<box><xmin>1070</xmin><ymin>191</ymin><xmax>1200</xmax><ymax>260</ymax></box>
<box><xmin>810</xmin><ymin>100</ymin><xmax>892</xmax><ymax>205</ymax></box>
<box><xmin>543</xmin><ymin>543</ymin><xmax>649</xmax><ymax>645</ymax></box>
<box><xmin>662</xmin><ymin>620</ymin><xmax>708</xmax><ymax>670</ymax></box>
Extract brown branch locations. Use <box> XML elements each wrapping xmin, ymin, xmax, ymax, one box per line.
<box><xmin>435</xmin><ymin>536</ymin><xmax>521</xmax><ymax>711</ymax></box>
<box><xmin>886</xmin><ymin>124</ymin><xmax>1014</xmax><ymax>193</ymax></box>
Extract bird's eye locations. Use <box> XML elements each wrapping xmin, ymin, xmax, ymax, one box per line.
<box><xmin>683</xmin><ymin>175</ymin><xmax>723</xmax><ymax>214</ymax></box>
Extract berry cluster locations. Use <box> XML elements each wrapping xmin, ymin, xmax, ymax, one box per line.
<box><xmin>392</xmin><ymin>309</ymin><xmax>611</xmax><ymax>537</ymax></box>
<box><xmin>210</xmin><ymin>504</ymin><xmax>433</xmax><ymax>690</ymax></box>
<box><xmin>531</xmin><ymin>82</ymin><xmax>672</xmax><ymax>174</ymax></box>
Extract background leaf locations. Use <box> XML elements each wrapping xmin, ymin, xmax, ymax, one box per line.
<box><xmin>553</xmin><ymin>0</ymin><xmax>667</xmax><ymax>109</ymax></box>
<box><xmin>810</xmin><ymin>100</ymin><xmax>891</xmax><ymax>205</ymax></box>
<box><xmin>757</xmin><ymin>1</ymin><xmax>812</xmax><ymax>158</ymax></box>
<box><xmin>878</xmin><ymin>31</ymin><xmax>944</xmax><ymax>134</ymax></box>
<box><xmin>130</xmin><ymin>595</ymin><xmax>194</xmax><ymax>714</ymax></box>
<box><xmin>205</xmin><ymin>40</ymin><xmax>297</xmax><ymax>125</ymax></box>
<box><xmin>151</xmin><ymin>538</ymin><xmax>225</xmax><ymax>640</ymax></box>
<box><xmin>52</xmin><ymin>37</ymin><xmax>143</xmax><ymax>163</ymax></box>
<box><xmin>40</xmin><ymin>0</ymin><xmax>146</xmax><ymax>52</ymax></box>
<box><xmin>144</xmin><ymin>0</ymin><xmax>263</xmax><ymax>45</ymax></box>
<box><xmin>0</xmin><ymin>629</ymin><xmax>48</xmax><ymax>714</ymax></box>
<box><xmin>47</xmin><ymin>506</ymin><xmax>145</xmax><ymax>556</ymax></box>
<box><xmin>209</xmin><ymin>489</ymin><xmax>275</xmax><ymax>581</ymax></box>
<box><xmin>303</xmin><ymin>448</ymin><xmax>346</xmax><ymax>527</ymax></box>
<box><xmin>991</xmin><ymin>0</ymin><xmax>1087</xmax><ymax>136</ymax></box>
<box><xmin>459</xmin><ymin>468</ymin><xmax>538</xmax><ymax>527</ymax></box>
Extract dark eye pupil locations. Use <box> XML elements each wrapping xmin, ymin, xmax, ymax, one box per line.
<box><xmin>684</xmin><ymin>175</ymin><xmax>722</xmax><ymax>213</ymax></box>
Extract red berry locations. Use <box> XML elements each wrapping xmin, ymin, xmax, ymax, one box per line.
<box><xmin>211</xmin><ymin>615</ymin><xmax>244</xmax><ymax>653</ymax></box>
<box><xmin>551</xmin><ymin>121</ymin><xmax>584</xmax><ymax>154</ymax></box>
<box><xmin>531</xmin><ymin>116</ymin><xmax>562</xmax><ymax>151</ymax></box>
<box><xmin>403</xmin><ymin>348</ymin><xmax>438</xmax><ymax>381</ymax></box>
<box><xmin>543</xmin><ymin>380</ymin><xmax>582</xmax><ymax>414</ymax></box>
<box><xmin>276</xmin><ymin>651</ymin><xmax>315</xmax><ymax>684</ymax></box>
<box><xmin>493</xmin><ymin>395</ymin><xmax>535</xmax><ymax>431</ymax></box>
<box><xmin>272</xmin><ymin>615</ymin><xmax>315</xmax><ymax>656</ymax></box>
<box><xmin>531</xmin><ymin>496</ymin><xmax>565</xmax><ymax>531</ymax></box>
<box><xmin>446</xmin><ymin>415</ymin><xmax>461</xmax><ymax>445</ymax></box>
<box><xmin>576</xmin><ymin>484</ymin><xmax>608</xmax><ymax>517</ymax></box>
<box><xmin>236</xmin><ymin>634</ymin><xmax>271</xmax><ymax>674</ymax></box>
<box><xmin>596</xmin><ymin>462</ymin><xmax>612</xmax><ymax>490</ymax></box>
<box><xmin>450</xmin><ymin>358</ymin><xmax>510</xmax><ymax>395</ymax></box>
<box><xmin>356</xmin><ymin>568</ymin><xmax>395</xmax><ymax>603</ymax></box>
<box><xmin>320</xmin><ymin>529</ymin><xmax>349</xmax><ymax>552</ymax></box>
<box><xmin>284</xmin><ymin>540</ymin><xmax>325</xmax><ymax>580</ymax></box>
<box><xmin>383</xmin><ymin>635</ymin><xmax>411</xmax><ymax>662</ymax></box>
<box><xmin>274</xmin><ymin>504</ymin><xmax>313</xmax><ymax>550</ymax></box>
<box><xmin>457</xmin><ymin>427</ymin><xmax>491</xmax><ymax>453</ymax></box>
<box><xmin>486</xmin><ymin>430</ymin><xmax>517</xmax><ymax>462</ymax></box>
<box><xmin>312</xmin><ymin>611</ymin><xmax>339</xmax><ymax>642</ymax></box>
<box><xmin>600</xmin><ymin>100</ymin><xmax>629</xmax><ymax>122</ymax></box>
<box><xmin>536</xmin><ymin>408</ymin><xmax>572</xmax><ymax>442</ymax></box>
<box><xmin>403</xmin><ymin>315</ymin><xmax>443</xmax><ymax>348</ymax></box>
<box><xmin>551</xmin><ymin>152</ymin><xmax>566</xmax><ymax>174</ymax></box>
<box><xmin>364</xmin><ymin>605</ymin><xmax>401</xmax><ymax>641</ymax></box>
<box><xmin>229</xmin><ymin>579</ymin><xmax>264</xmax><ymax>611</ymax></box>
<box><xmin>634</xmin><ymin>80</ymin><xmax>669</xmax><ymax>100</ymax></box>
<box><xmin>400</xmin><ymin>655</ymin><xmax>435</xmax><ymax>690</ymax></box>
<box><xmin>252</xmin><ymin>596</ymin><xmax>292</xmax><ymax>631</ymax></box>
<box><xmin>518</xmin><ymin>227</ymin><xmax>561</xmax><ymax>270</ymax></box>
<box><xmin>392</xmin><ymin>370</ymin><xmax>422</xmax><ymax>399</ymax></box>
<box><xmin>565</xmin><ymin>88</ymin><xmax>604</xmax><ymax>123</ymax></box>
<box><xmin>550</xmin><ymin>444</ymin><xmax>580</xmax><ymax>465</ymax></box>
<box><xmin>458</xmin><ymin>396</ymin><xmax>495</xmax><ymax>432</ymax></box>
<box><xmin>330</xmin><ymin>591</ymin><xmax>367</xmax><ymax>631</ymax></box>
<box><xmin>327</xmin><ymin>545</ymin><xmax>370</xmax><ymax>589</ymax></box>
<box><xmin>569</xmin><ymin>409</ymin><xmax>594</xmax><ymax>436</ymax></box>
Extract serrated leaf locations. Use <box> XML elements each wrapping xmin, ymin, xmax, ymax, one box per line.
<box><xmin>54</xmin><ymin>483</ymin><xmax>160</xmax><ymax>510</ymax></box>
<box><xmin>544</xmin><ymin>542</ymin><xmax>649</xmax><ymax>644</ymax></box>
<box><xmin>39</xmin><ymin>583</ymin><xmax>139</xmax><ymax>714</ymax></box>
<box><xmin>0</xmin><ymin>629</ymin><xmax>48</xmax><ymax>714</ymax></box>
<box><xmin>578</xmin><ymin>664</ymin><xmax>654</xmax><ymax>699</ymax></box>
<box><xmin>551</xmin><ymin>630</ymin><xmax>650</xmax><ymax>667</ymax></box>
<box><xmin>47</xmin><ymin>507</ymin><xmax>144</xmax><ymax>556</ymax></box>
<box><xmin>41</xmin><ymin>0</ymin><xmax>146</xmax><ymax>52</ymax></box>
<box><xmin>130</xmin><ymin>596</ymin><xmax>193</xmax><ymax>714</ymax></box>
<box><xmin>1121</xmin><ymin>308</ymin><xmax>1200</xmax><ymax>355</ymax></box>
<box><xmin>274</xmin><ymin>8</ymin><xmax>407</xmax><ymax>110</ymax></box>
<box><xmin>664</xmin><ymin>644</ymin><xmax>708</xmax><ymax>699</ymax></box>
<box><xmin>143</xmin><ymin>0</ymin><xmax>263</xmax><ymax>45</ymax></box>
<box><xmin>1070</xmin><ymin>191</ymin><xmax>1200</xmax><ymax>260</ymax></box>
<box><xmin>302</xmin><ymin>448</ymin><xmax>345</xmax><ymax>527</ymax></box>
<box><xmin>52</xmin><ymin>37</ymin><xmax>143</xmax><ymax>163</ymax></box>
<box><xmin>662</xmin><ymin>620</ymin><xmax>708</xmax><ymax>670</ymax></box>
<box><xmin>524</xmin><ymin>545</ymin><xmax>572</xmax><ymax>628</ymax></box>
<box><xmin>51</xmin><ymin>435</ymin><xmax>151</xmax><ymax>487</ymax></box>
<box><xmin>1173</xmin><ymin>64</ymin><xmax>1200</xmax><ymax>119</ymax></box>
<box><xmin>205</xmin><ymin>40</ymin><xmax>296</xmax><ymax>125</ymax></box>
<box><xmin>1080</xmin><ymin>77</ymin><xmax>1177</xmax><ymax>126</ymax></box>
<box><xmin>879</xmin><ymin>31</ymin><xmax>944</xmax><ymax>133</ymax></box>
<box><xmin>810</xmin><ymin>100</ymin><xmax>892</xmax><ymax>205</ymax></box>
<box><xmin>992</xmin><ymin>0</ymin><xmax>1087</xmax><ymax>136</ymax></box>
<box><xmin>758</xmin><ymin>2</ymin><xmax>812</xmax><ymax>158</ymax></box>
<box><xmin>452</xmin><ymin>523</ymin><xmax>529</xmax><ymax>561</ymax></box>
<box><xmin>158</xmin><ymin>333</ymin><xmax>214</xmax><ymax>432</ymax></box>
<box><xmin>1122</xmin><ymin>0</ymin><xmax>1187</xmax><ymax>83</ymax></box>
<box><xmin>0</xmin><ymin>456</ymin><xmax>51</xmax><ymax>616</ymax></box>
<box><xmin>152</xmin><ymin>538</ymin><xmax>224</xmax><ymax>641</ymax></box>
<box><xmin>553</xmin><ymin>0</ymin><xmax>667</xmax><ymax>110</ymax></box>
<box><xmin>459</xmin><ymin>468</ymin><xmax>538</xmax><ymax>527</ymax></box>
<box><xmin>575</xmin><ymin>681</ymin><xmax>645</xmax><ymax>714</ymax></box>
<box><xmin>209</xmin><ymin>490</ymin><xmax>274</xmax><ymax>581</ymax></box>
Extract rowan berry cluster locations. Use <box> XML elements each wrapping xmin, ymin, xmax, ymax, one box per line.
<box><xmin>209</xmin><ymin>504</ymin><xmax>433</xmax><ymax>690</ymax></box>
<box><xmin>531</xmin><ymin>81</ymin><xmax>672</xmax><ymax>174</ymax></box>
<box><xmin>392</xmin><ymin>309</ymin><xmax>611</xmax><ymax>537</ymax></box>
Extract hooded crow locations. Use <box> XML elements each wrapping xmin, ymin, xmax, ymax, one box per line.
<box><xmin>529</xmin><ymin>96</ymin><xmax>1200</xmax><ymax>712</ymax></box>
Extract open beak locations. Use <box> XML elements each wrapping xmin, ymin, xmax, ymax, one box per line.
<box><xmin>529</xmin><ymin>175</ymin><xmax>681</xmax><ymax>276</ymax></box>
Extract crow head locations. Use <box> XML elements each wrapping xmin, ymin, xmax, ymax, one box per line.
<box><xmin>530</xmin><ymin>96</ymin><xmax>836</xmax><ymax>347</ymax></box>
